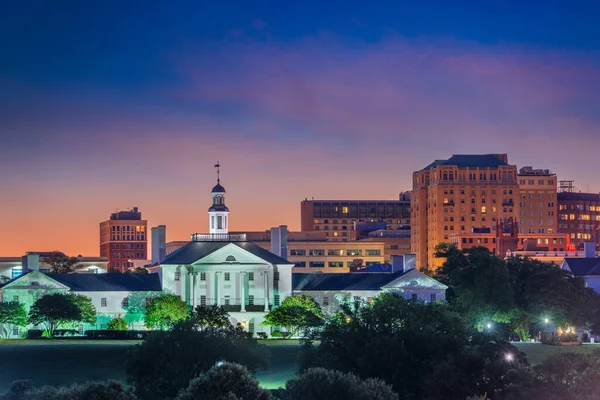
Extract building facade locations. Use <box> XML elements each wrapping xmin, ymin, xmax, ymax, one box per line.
<box><xmin>300</xmin><ymin>196</ymin><xmax>410</xmax><ymax>240</ymax></box>
<box><xmin>517</xmin><ymin>166</ymin><xmax>558</xmax><ymax>235</ymax></box>
<box><xmin>0</xmin><ymin>253</ymin><xmax>108</xmax><ymax>282</ymax></box>
<box><xmin>99</xmin><ymin>207</ymin><xmax>148</xmax><ymax>272</ymax></box>
<box><xmin>558</xmin><ymin>191</ymin><xmax>600</xmax><ymax>250</ymax></box>
<box><xmin>411</xmin><ymin>154</ymin><xmax>520</xmax><ymax>270</ymax></box>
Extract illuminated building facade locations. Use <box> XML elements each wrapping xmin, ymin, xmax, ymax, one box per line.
<box><xmin>517</xmin><ymin>166</ymin><xmax>558</xmax><ymax>235</ymax></box>
<box><xmin>558</xmin><ymin>191</ymin><xmax>600</xmax><ymax>250</ymax></box>
<box><xmin>99</xmin><ymin>207</ymin><xmax>147</xmax><ymax>272</ymax></box>
<box><xmin>411</xmin><ymin>154</ymin><xmax>520</xmax><ymax>270</ymax></box>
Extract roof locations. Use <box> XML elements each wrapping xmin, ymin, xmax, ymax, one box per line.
<box><xmin>354</xmin><ymin>264</ymin><xmax>395</xmax><ymax>273</ymax></box>
<box><xmin>212</xmin><ymin>183</ymin><xmax>226</xmax><ymax>193</ymax></box>
<box><xmin>423</xmin><ymin>154</ymin><xmax>509</xmax><ymax>170</ymax></box>
<box><xmin>557</xmin><ymin>192</ymin><xmax>600</xmax><ymax>202</ymax></box>
<box><xmin>293</xmin><ymin>271</ymin><xmax>405</xmax><ymax>291</ymax></box>
<box><xmin>162</xmin><ymin>241</ymin><xmax>291</xmax><ymax>265</ymax></box>
<box><xmin>208</xmin><ymin>204</ymin><xmax>229</xmax><ymax>212</ymax></box>
<box><xmin>47</xmin><ymin>273</ymin><xmax>162</xmax><ymax>291</ymax></box>
<box><xmin>563</xmin><ymin>258</ymin><xmax>600</xmax><ymax>276</ymax></box>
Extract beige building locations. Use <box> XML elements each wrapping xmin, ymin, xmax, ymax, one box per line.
<box><xmin>411</xmin><ymin>154</ymin><xmax>520</xmax><ymax>270</ymax></box>
<box><xmin>518</xmin><ymin>166</ymin><xmax>558</xmax><ymax>235</ymax></box>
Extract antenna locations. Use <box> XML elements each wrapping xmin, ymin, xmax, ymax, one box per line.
<box><xmin>214</xmin><ymin>161</ymin><xmax>221</xmax><ymax>183</ymax></box>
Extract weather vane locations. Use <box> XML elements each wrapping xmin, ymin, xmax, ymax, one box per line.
<box><xmin>214</xmin><ymin>161</ymin><xmax>221</xmax><ymax>183</ymax></box>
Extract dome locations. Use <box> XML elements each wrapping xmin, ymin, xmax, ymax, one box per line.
<box><xmin>211</xmin><ymin>183</ymin><xmax>226</xmax><ymax>193</ymax></box>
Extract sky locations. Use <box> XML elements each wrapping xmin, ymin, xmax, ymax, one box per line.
<box><xmin>1</xmin><ymin>1</ymin><xmax>600</xmax><ymax>256</ymax></box>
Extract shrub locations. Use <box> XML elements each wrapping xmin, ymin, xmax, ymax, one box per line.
<box><xmin>53</xmin><ymin>329</ymin><xmax>79</xmax><ymax>337</ymax></box>
<box><xmin>283</xmin><ymin>368</ymin><xmax>398</xmax><ymax>400</ymax></box>
<box><xmin>271</xmin><ymin>331</ymin><xmax>292</xmax><ymax>339</ymax></box>
<box><xmin>86</xmin><ymin>330</ymin><xmax>149</xmax><ymax>340</ymax></box>
<box><xmin>26</xmin><ymin>330</ymin><xmax>43</xmax><ymax>339</ymax></box>
<box><xmin>541</xmin><ymin>332</ymin><xmax>561</xmax><ymax>346</ymax></box>
<box><xmin>176</xmin><ymin>362</ymin><xmax>271</xmax><ymax>400</ymax></box>
<box><xmin>107</xmin><ymin>316</ymin><xmax>129</xmax><ymax>331</ymax></box>
<box><xmin>581</xmin><ymin>332</ymin><xmax>590</xmax><ymax>343</ymax></box>
<box><xmin>4</xmin><ymin>380</ymin><xmax>136</xmax><ymax>400</ymax></box>
<box><xmin>559</xmin><ymin>332</ymin><xmax>578</xmax><ymax>343</ymax></box>
<box><xmin>5</xmin><ymin>379</ymin><xmax>34</xmax><ymax>399</ymax></box>
<box><xmin>256</xmin><ymin>332</ymin><xmax>268</xmax><ymax>339</ymax></box>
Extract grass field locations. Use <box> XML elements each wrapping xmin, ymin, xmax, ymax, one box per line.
<box><xmin>0</xmin><ymin>339</ymin><xmax>303</xmax><ymax>394</ymax></box>
<box><xmin>1</xmin><ymin>339</ymin><xmax>599</xmax><ymax>394</ymax></box>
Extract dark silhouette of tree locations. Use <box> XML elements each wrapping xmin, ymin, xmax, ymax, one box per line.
<box><xmin>42</xmin><ymin>252</ymin><xmax>83</xmax><ymax>274</ymax></box>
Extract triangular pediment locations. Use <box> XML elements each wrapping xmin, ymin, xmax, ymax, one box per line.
<box><xmin>382</xmin><ymin>269</ymin><xmax>448</xmax><ymax>290</ymax></box>
<box><xmin>1</xmin><ymin>270</ymin><xmax>70</xmax><ymax>291</ymax></box>
<box><xmin>192</xmin><ymin>243</ymin><xmax>273</xmax><ymax>266</ymax></box>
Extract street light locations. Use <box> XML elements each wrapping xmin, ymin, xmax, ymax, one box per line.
<box><xmin>486</xmin><ymin>323</ymin><xmax>492</xmax><ymax>330</ymax></box>
<box><xmin>505</xmin><ymin>353</ymin><xmax>514</xmax><ymax>362</ymax></box>
<box><xmin>544</xmin><ymin>318</ymin><xmax>549</xmax><ymax>324</ymax></box>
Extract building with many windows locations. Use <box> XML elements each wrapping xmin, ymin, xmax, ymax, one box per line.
<box><xmin>300</xmin><ymin>196</ymin><xmax>410</xmax><ymax>240</ymax></box>
<box><xmin>99</xmin><ymin>207</ymin><xmax>148</xmax><ymax>272</ymax></box>
<box><xmin>517</xmin><ymin>166</ymin><xmax>558</xmax><ymax>235</ymax></box>
<box><xmin>558</xmin><ymin>190</ymin><xmax>600</xmax><ymax>250</ymax></box>
<box><xmin>411</xmin><ymin>154</ymin><xmax>520</xmax><ymax>270</ymax></box>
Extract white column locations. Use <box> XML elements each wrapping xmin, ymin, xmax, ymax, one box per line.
<box><xmin>191</xmin><ymin>272</ymin><xmax>197</xmax><ymax>309</ymax></box>
<box><xmin>188</xmin><ymin>271</ymin><xmax>194</xmax><ymax>307</ymax></box>
<box><xmin>215</xmin><ymin>272</ymin><xmax>221</xmax><ymax>306</ymax></box>
<box><xmin>264</xmin><ymin>272</ymin><xmax>270</xmax><ymax>312</ymax></box>
<box><xmin>240</xmin><ymin>272</ymin><xmax>247</xmax><ymax>312</ymax></box>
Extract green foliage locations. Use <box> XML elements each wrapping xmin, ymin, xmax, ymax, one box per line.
<box><xmin>0</xmin><ymin>275</ymin><xmax>10</xmax><ymax>284</ymax></box>
<box><xmin>126</xmin><ymin>323</ymin><xmax>269</xmax><ymax>400</ymax></box>
<box><xmin>283</xmin><ymin>368</ymin><xmax>398</xmax><ymax>400</ymax></box>
<box><xmin>176</xmin><ymin>362</ymin><xmax>271</xmax><ymax>400</ymax></box>
<box><xmin>66</xmin><ymin>293</ymin><xmax>97</xmax><ymax>325</ymax></box>
<box><xmin>144</xmin><ymin>293</ymin><xmax>189</xmax><ymax>329</ymax></box>
<box><xmin>0</xmin><ymin>301</ymin><xmax>28</xmax><ymax>338</ymax></box>
<box><xmin>263</xmin><ymin>295</ymin><xmax>323</xmax><ymax>337</ymax></box>
<box><xmin>300</xmin><ymin>292</ymin><xmax>526</xmax><ymax>400</ymax></box>
<box><xmin>42</xmin><ymin>252</ymin><xmax>83</xmax><ymax>274</ymax></box>
<box><xmin>28</xmin><ymin>293</ymin><xmax>83</xmax><ymax>336</ymax></box>
<box><xmin>190</xmin><ymin>305</ymin><xmax>231</xmax><ymax>329</ymax></box>
<box><xmin>129</xmin><ymin>267</ymin><xmax>148</xmax><ymax>274</ymax></box>
<box><xmin>107</xmin><ymin>316</ymin><xmax>128</xmax><ymax>331</ymax></box>
<box><xmin>4</xmin><ymin>380</ymin><xmax>136</xmax><ymax>400</ymax></box>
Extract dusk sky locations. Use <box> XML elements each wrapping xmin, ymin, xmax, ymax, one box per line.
<box><xmin>2</xmin><ymin>1</ymin><xmax>600</xmax><ymax>256</ymax></box>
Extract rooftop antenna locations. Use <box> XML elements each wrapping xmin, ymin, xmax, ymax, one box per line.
<box><xmin>214</xmin><ymin>161</ymin><xmax>221</xmax><ymax>184</ymax></box>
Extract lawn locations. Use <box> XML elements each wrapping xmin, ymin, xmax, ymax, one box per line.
<box><xmin>514</xmin><ymin>342</ymin><xmax>600</xmax><ymax>365</ymax></box>
<box><xmin>0</xmin><ymin>339</ymin><xmax>303</xmax><ymax>394</ymax></box>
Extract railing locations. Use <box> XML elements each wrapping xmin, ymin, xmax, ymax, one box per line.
<box><xmin>191</xmin><ymin>233</ymin><xmax>247</xmax><ymax>242</ymax></box>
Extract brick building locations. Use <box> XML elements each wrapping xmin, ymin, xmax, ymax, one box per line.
<box><xmin>99</xmin><ymin>207</ymin><xmax>147</xmax><ymax>272</ymax></box>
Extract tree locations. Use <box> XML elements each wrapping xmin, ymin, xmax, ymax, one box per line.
<box><xmin>263</xmin><ymin>295</ymin><xmax>323</xmax><ymax>337</ymax></box>
<box><xmin>283</xmin><ymin>368</ymin><xmax>398</xmax><ymax>400</ymax></box>
<box><xmin>42</xmin><ymin>252</ymin><xmax>83</xmax><ymax>274</ymax></box>
<box><xmin>67</xmin><ymin>293</ymin><xmax>97</xmax><ymax>326</ymax></box>
<box><xmin>144</xmin><ymin>293</ymin><xmax>189</xmax><ymax>329</ymax></box>
<box><xmin>107</xmin><ymin>316</ymin><xmax>128</xmax><ymax>331</ymax></box>
<box><xmin>28</xmin><ymin>293</ymin><xmax>82</xmax><ymax>336</ymax></box>
<box><xmin>300</xmin><ymin>293</ymin><xmax>526</xmax><ymax>400</ymax></box>
<box><xmin>126</xmin><ymin>323</ymin><xmax>269</xmax><ymax>400</ymax></box>
<box><xmin>176</xmin><ymin>362</ymin><xmax>271</xmax><ymax>400</ymax></box>
<box><xmin>191</xmin><ymin>305</ymin><xmax>231</xmax><ymax>329</ymax></box>
<box><xmin>4</xmin><ymin>379</ymin><xmax>136</xmax><ymax>400</ymax></box>
<box><xmin>0</xmin><ymin>301</ymin><xmax>28</xmax><ymax>338</ymax></box>
<box><xmin>128</xmin><ymin>267</ymin><xmax>148</xmax><ymax>274</ymax></box>
<box><xmin>0</xmin><ymin>275</ymin><xmax>10</xmax><ymax>284</ymax></box>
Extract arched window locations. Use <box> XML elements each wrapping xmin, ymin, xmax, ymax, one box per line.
<box><xmin>225</xmin><ymin>255</ymin><xmax>236</xmax><ymax>262</ymax></box>
<box><xmin>31</xmin><ymin>281</ymin><xmax>39</xmax><ymax>286</ymax></box>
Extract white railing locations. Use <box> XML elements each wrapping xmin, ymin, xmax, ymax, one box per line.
<box><xmin>191</xmin><ymin>233</ymin><xmax>247</xmax><ymax>242</ymax></box>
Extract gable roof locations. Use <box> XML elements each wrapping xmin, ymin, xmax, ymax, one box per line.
<box><xmin>47</xmin><ymin>273</ymin><xmax>162</xmax><ymax>292</ymax></box>
<box><xmin>293</xmin><ymin>271</ymin><xmax>406</xmax><ymax>291</ymax></box>
<box><xmin>563</xmin><ymin>258</ymin><xmax>600</xmax><ymax>276</ymax></box>
<box><xmin>423</xmin><ymin>154</ymin><xmax>508</xmax><ymax>170</ymax></box>
<box><xmin>161</xmin><ymin>241</ymin><xmax>291</xmax><ymax>265</ymax></box>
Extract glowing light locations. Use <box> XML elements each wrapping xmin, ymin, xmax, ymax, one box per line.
<box><xmin>216</xmin><ymin>361</ymin><xmax>225</xmax><ymax>367</ymax></box>
<box><xmin>544</xmin><ymin>318</ymin><xmax>549</xmax><ymax>324</ymax></box>
<box><xmin>486</xmin><ymin>323</ymin><xmax>492</xmax><ymax>329</ymax></box>
<box><xmin>505</xmin><ymin>353</ymin><xmax>513</xmax><ymax>362</ymax></box>
<box><xmin>345</xmin><ymin>316</ymin><xmax>352</xmax><ymax>324</ymax></box>
<box><xmin>241</xmin><ymin>321</ymin><xmax>248</xmax><ymax>328</ymax></box>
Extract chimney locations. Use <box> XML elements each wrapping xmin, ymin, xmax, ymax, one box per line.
<box><xmin>391</xmin><ymin>254</ymin><xmax>416</xmax><ymax>273</ymax></box>
<box><xmin>151</xmin><ymin>225</ymin><xmax>167</xmax><ymax>265</ymax></box>
<box><xmin>270</xmin><ymin>225</ymin><xmax>288</xmax><ymax>259</ymax></box>
<box><xmin>22</xmin><ymin>253</ymin><xmax>40</xmax><ymax>273</ymax></box>
<box><xmin>584</xmin><ymin>241</ymin><xmax>596</xmax><ymax>258</ymax></box>
<box><xmin>491</xmin><ymin>154</ymin><xmax>508</xmax><ymax>163</ymax></box>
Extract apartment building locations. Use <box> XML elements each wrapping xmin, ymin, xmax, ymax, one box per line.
<box><xmin>411</xmin><ymin>154</ymin><xmax>520</xmax><ymax>270</ymax></box>
<box><xmin>99</xmin><ymin>207</ymin><xmax>148</xmax><ymax>272</ymax></box>
<box><xmin>558</xmin><ymin>190</ymin><xmax>600</xmax><ymax>250</ymax></box>
<box><xmin>517</xmin><ymin>166</ymin><xmax>558</xmax><ymax>235</ymax></box>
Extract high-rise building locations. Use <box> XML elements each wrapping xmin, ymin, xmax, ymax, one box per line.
<box><xmin>99</xmin><ymin>207</ymin><xmax>148</xmax><ymax>272</ymax></box>
<box><xmin>558</xmin><ymin>186</ymin><xmax>600</xmax><ymax>250</ymax></box>
<box><xmin>517</xmin><ymin>166</ymin><xmax>558</xmax><ymax>235</ymax></box>
<box><xmin>300</xmin><ymin>195</ymin><xmax>410</xmax><ymax>241</ymax></box>
<box><xmin>411</xmin><ymin>154</ymin><xmax>519</xmax><ymax>270</ymax></box>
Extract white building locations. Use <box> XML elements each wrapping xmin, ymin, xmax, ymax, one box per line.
<box><xmin>0</xmin><ymin>253</ymin><xmax>108</xmax><ymax>281</ymax></box>
<box><xmin>561</xmin><ymin>241</ymin><xmax>600</xmax><ymax>293</ymax></box>
<box><xmin>0</xmin><ymin>270</ymin><xmax>162</xmax><ymax>337</ymax></box>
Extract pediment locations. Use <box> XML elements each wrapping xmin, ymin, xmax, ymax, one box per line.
<box><xmin>382</xmin><ymin>269</ymin><xmax>448</xmax><ymax>290</ymax></box>
<box><xmin>2</xmin><ymin>270</ymin><xmax>70</xmax><ymax>291</ymax></box>
<box><xmin>192</xmin><ymin>243</ymin><xmax>272</xmax><ymax>266</ymax></box>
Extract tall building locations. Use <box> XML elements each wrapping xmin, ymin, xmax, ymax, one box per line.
<box><xmin>411</xmin><ymin>154</ymin><xmax>519</xmax><ymax>270</ymax></box>
<box><xmin>558</xmin><ymin>185</ymin><xmax>600</xmax><ymax>250</ymax></box>
<box><xmin>517</xmin><ymin>166</ymin><xmax>558</xmax><ymax>235</ymax></box>
<box><xmin>99</xmin><ymin>207</ymin><xmax>148</xmax><ymax>272</ymax></box>
<box><xmin>300</xmin><ymin>195</ymin><xmax>410</xmax><ymax>240</ymax></box>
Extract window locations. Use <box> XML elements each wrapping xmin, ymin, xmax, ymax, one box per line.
<box><xmin>174</xmin><ymin>271</ymin><xmax>181</xmax><ymax>281</ymax></box>
<box><xmin>224</xmin><ymin>296</ymin><xmax>231</xmax><ymax>306</ymax></box>
<box><xmin>430</xmin><ymin>294</ymin><xmax>437</xmax><ymax>302</ymax></box>
<box><xmin>11</xmin><ymin>267</ymin><xmax>22</xmax><ymax>279</ymax></box>
<box><xmin>309</xmin><ymin>249</ymin><xmax>325</xmax><ymax>256</ymax></box>
<box><xmin>249</xmin><ymin>321</ymin><xmax>255</xmax><ymax>333</ymax></box>
<box><xmin>309</xmin><ymin>261</ymin><xmax>325</xmax><ymax>268</ymax></box>
<box><xmin>248</xmin><ymin>272</ymin><xmax>254</xmax><ymax>281</ymax></box>
<box><xmin>217</xmin><ymin>216</ymin><xmax>223</xmax><ymax>229</ymax></box>
<box><xmin>274</xmin><ymin>271</ymin><xmax>280</xmax><ymax>281</ymax></box>
<box><xmin>294</xmin><ymin>262</ymin><xmax>306</xmax><ymax>268</ymax></box>
<box><xmin>122</xmin><ymin>297</ymin><xmax>129</xmax><ymax>307</ymax></box>
<box><xmin>200</xmin><ymin>272</ymin><xmax>206</xmax><ymax>281</ymax></box>
<box><xmin>248</xmin><ymin>295</ymin><xmax>255</xmax><ymax>306</ymax></box>
<box><xmin>200</xmin><ymin>295</ymin><xmax>206</xmax><ymax>306</ymax></box>
<box><xmin>101</xmin><ymin>298</ymin><xmax>107</xmax><ymax>307</ymax></box>
<box><xmin>346</xmin><ymin>249</ymin><xmax>362</xmax><ymax>256</ymax></box>
<box><xmin>224</xmin><ymin>272</ymin><xmax>230</xmax><ymax>281</ymax></box>
<box><xmin>225</xmin><ymin>255</ymin><xmax>237</xmax><ymax>262</ymax></box>
<box><xmin>274</xmin><ymin>295</ymin><xmax>280</xmax><ymax>306</ymax></box>
<box><xmin>328</xmin><ymin>261</ymin><xmax>344</xmax><ymax>268</ymax></box>
<box><xmin>365</xmin><ymin>249</ymin><xmax>381</xmax><ymax>256</ymax></box>
<box><xmin>12</xmin><ymin>295</ymin><xmax>19</xmax><ymax>302</ymax></box>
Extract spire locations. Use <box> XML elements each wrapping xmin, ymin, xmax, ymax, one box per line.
<box><xmin>214</xmin><ymin>161</ymin><xmax>221</xmax><ymax>184</ymax></box>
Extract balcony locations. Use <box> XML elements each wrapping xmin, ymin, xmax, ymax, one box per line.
<box><xmin>195</xmin><ymin>297</ymin><xmax>272</xmax><ymax>312</ymax></box>
<box><xmin>191</xmin><ymin>233</ymin><xmax>247</xmax><ymax>242</ymax></box>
